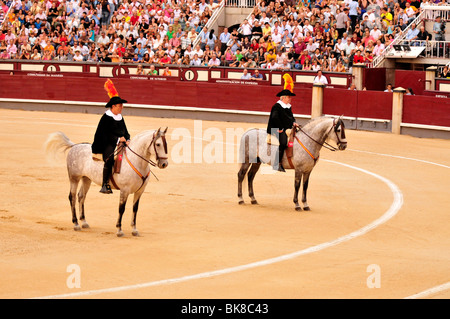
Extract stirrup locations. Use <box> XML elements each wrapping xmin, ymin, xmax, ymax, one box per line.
<box><xmin>100</xmin><ymin>184</ymin><xmax>113</xmax><ymax>194</ymax></box>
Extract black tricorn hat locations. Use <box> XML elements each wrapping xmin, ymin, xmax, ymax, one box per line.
<box><xmin>105</xmin><ymin>96</ymin><xmax>128</xmax><ymax>108</ymax></box>
<box><xmin>276</xmin><ymin>89</ymin><xmax>296</xmax><ymax>97</ymax></box>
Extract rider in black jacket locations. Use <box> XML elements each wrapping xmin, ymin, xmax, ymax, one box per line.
<box><xmin>92</xmin><ymin>95</ymin><xmax>130</xmax><ymax>194</ymax></box>
<box><xmin>267</xmin><ymin>89</ymin><xmax>298</xmax><ymax>172</ymax></box>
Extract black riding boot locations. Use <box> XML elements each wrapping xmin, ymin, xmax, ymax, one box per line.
<box><xmin>100</xmin><ymin>165</ymin><xmax>113</xmax><ymax>194</ymax></box>
<box><xmin>278</xmin><ymin>146</ymin><xmax>286</xmax><ymax>172</ymax></box>
<box><xmin>273</xmin><ymin>145</ymin><xmax>286</xmax><ymax>172</ymax></box>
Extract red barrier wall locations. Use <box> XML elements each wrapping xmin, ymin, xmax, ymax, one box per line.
<box><xmin>403</xmin><ymin>95</ymin><xmax>450</xmax><ymax>127</ymax></box>
<box><xmin>357</xmin><ymin>90</ymin><xmax>392</xmax><ymax>120</ymax></box>
<box><xmin>395</xmin><ymin>70</ymin><xmax>426</xmax><ymax>96</ymax></box>
<box><xmin>0</xmin><ymin>74</ymin><xmax>313</xmax><ymax>114</ymax></box>
<box><xmin>323</xmin><ymin>88</ymin><xmax>358</xmax><ymax>117</ymax></box>
<box><xmin>1</xmin><ymin>72</ymin><xmax>449</xmax><ymax>129</ymax></box>
<box><xmin>364</xmin><ymin>67</ymin><xmax>386</xmax><ymax>91</ymax></box>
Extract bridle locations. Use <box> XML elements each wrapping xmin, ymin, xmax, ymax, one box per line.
<box><xmin>115</xmin><ymin>130</ymin><xmax>168</xmax><ymax>183</ymax></box>
<box><xmin>126</xmin><ymin>130</ymin><xmax>168</xmax><ymax>166</ymax></box>
<box><xmin>298</xmin><ymin>118</ymin><xmax>347</xmax><ymax>152</ymax></box>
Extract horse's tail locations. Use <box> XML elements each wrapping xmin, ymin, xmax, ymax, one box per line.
<box><xmin>238</xmin><ymin>131</ymin><xmax>247</xmax><ymax>164</ymax></box>
<box><xmin>238</xmin><ymin>128</ymin><xmax>262</xmax><ymax>164</ymax></box>
<box><xmin>43</xmin><ymin>131</ymin><xmax>75</xmax><ymax>164</ymax></box>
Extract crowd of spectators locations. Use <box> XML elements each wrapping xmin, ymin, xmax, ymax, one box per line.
<box><xmin>0</xmin><ymin>0</ymin><xmax>447</xmax><ymax>73</ymax></box>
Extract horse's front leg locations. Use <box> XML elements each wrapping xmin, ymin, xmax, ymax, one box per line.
<box><xmin>293</xmin><ymin>169</ymin><xmax>302</xmax><ymax>211</ymax></box>
<box><xmin>302</xmin><ymin>172</ymin><xmax>311</xmax><ymax>211</ymax></box>
<box><xmin>116</xmin><ymin>191</ymin><xmax>129</xmax><ymax>237</ymax></box>
<box><xmin>131</xmin><ymin>190</ymin><xmax>144</xmax><ymax>237</ymax></box>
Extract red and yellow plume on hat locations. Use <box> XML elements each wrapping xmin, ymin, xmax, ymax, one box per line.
<box><xmin>283</xmin><ymin>74</ymin><xmax>294</xmax><ymax>93</ymax></box>
<box><xmin>104</xmin><ymin>79</ymin><xmax>119</xmax><ymax>98</ymax></box>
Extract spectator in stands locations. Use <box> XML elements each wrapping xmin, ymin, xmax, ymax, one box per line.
<box><xmin>251</xmin><ymin>20</ymin><xmax>263</xmax><ymax>41</ymax></box>
<box><xmin>251</xmin><ymin>69</ymin><xmax>264</xmax><ymax>81</ymax></box>
<box><xmin>199</xmin><ymin>26</ymin><xmax>209</xmax><ymax>50</ymax></box>
<box><xmin>190</xmin><ymin>53</ymin><xmax>202</xmax><ymax>66</ymax></box>
<box><xmin>433</xmin><ymin>16</ymin><xmax>445</xmax><ymax>41</ymax></box>
<box><xmin>208</xmin><ymin>52</ymin><xmax>221</xmax><ymax>67</ymax></box>
<box><xmin>240</xmin><ymin>19</ymin><xmax>252</xmax><ymax>41</ymax></box>
<box><xmin>353</xmin><ymin>49</ymin><xmax>365</xmax><ymax>64</ymax></box>
<box><xmin>343</xmin><ymin>37</ymin><xmax>356</xmax><ymax>56</ymax></box>
<box><xmin>404</xmin><ymin>2</ymin><xmax>418</xmax><ymax>24</ymax></box>
<box><xmin>438</xmin><ymin>65</ymin><xmax>449</xmax><ymax>78</ymax></box>
<box><xmin>6</xmin><ymin>39</ymin><xmax>17</xmax><ymax>59</ymax></box>
<box><xmin>0</xmin><ymin>48</ymin><xmax>10</xmax><ymax>59</ymax></box>
<box><xmin>73</xmin><ymin>48</ymin><xmax>84</xmax><ymax>61</ymax></box>
<box><xmin>241</xmin><ymin>68</ymin><xmax>252</xmax><ymax>80</ymax></box>
<box><xmin>192</xmin><ymin>43</ymin><xmax>204</xmax><ymax>59</ymax></box>
<box><xmin>381</xmin><ymin>7</ymin><xmax>393</xmax><ymax>31</ymax></box>
<box><xmin>417</xmin><ymin>25</ymin><xmax>432</xmax><ymax>43</ymax></box>
<box><xmin>336</xmin><ymin>60</ymin><xmax>347</xmax><ymax>72</ymax></box>
<box><xmin>348</xmin><ymin>0</ymin><xmax>360</xmax><ymax>32</ymax></box>
<box><xmin>313</xmin><ymin>70</ymin><xmax>328</xmax><ymax>85</ymax></box>
<box><xmin>372</xmin><ymin>39</ymin><xmax>385</xmax><ymax>56</ymax></box>
<box><xmin>163</xmin><ymin>66</ymin><xmax>172</xmax><ymax>76</ymax></box>
<box><xmin>406</xmin><ymin>23</ymin><xmax>420</xmax><ymax>45</ymax></box>
<box><xmin>219</xmin><ymin>27</ymin><xmax>230</xmax><ymax>54</ymax></box>
<box><xmin>19</xmin><ymin>48</ymin><xmax>31</xmax><ymax>60</ymax></box>
<box><xmin>302</xmin><ymin>58</ymin><xmax>312</xmax><ymax>71</ymax></box>
<box><xmin>336</xmin><ymin>8</ymin><xmax>350</xmax><ymax>39</ymax></box>
<box><xmin>384</xmin><ymin>83</ymin><xmax>393</xmax><ymax>92</ymax></box>
<box><xmin>206</xmin><ymin>29</ymin><xmax>216</xmax><ymax>50</ymax></box>
<box><xmin>362</xmin><ymin>28</ymin><xmax>376</xmax><ymax>47</ymax></box>
<box><xmin>364</xmin><ymin>50</ymin><xmax>373</xmax><ymax>65</ymax></box>
<box><xmin>148</xmin><ymin>64</ymin><xmax>158</xmax><ymax>76</ymax></box>
<box><xmin>405</xmin><ymin>88</ymin><xmax>414</xmax><ymax>95</ymax></box>
<box><xmin>30</xmin><ymin>47</ymin><xmax>40</xmax><ymax>60</ymax></box>
<box><xmin>279</xmin><ymin>58</ymin><xmax>291</xmax><ymax>70</ymax></box>
<box><xmin>101</xmin><ymin>0</ymin><xmax>111</xmax><ymax>28</ymax></box>
<box><xmin>266</xmin><ymin>58</ymin><xmax>279</xmax><ymax>70</ymax></box>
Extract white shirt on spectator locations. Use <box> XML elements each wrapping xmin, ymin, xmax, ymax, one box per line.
<box><xmin>271</xmin><ymin>31</ymin><xmax>282</xmax><ymax>44</ymax></box>
<box><xmin>370</xmin><ymin>28</ymin><xmax>382</xmax><ymax>41</ymax></box>
<box><xmin>97</xmin><ymin>35</ymin><xmax>110</xmax><ymax>46</ymax></box>
<box><xmin>314</xmin><ymin>74</ymin><xmax>328</xmax><ymax>85</ymax></box>
<box><xmin>208</xmin><ymin>57</ymin><xmax>221</xmax><ymax>67</ymax></box>
<box><xmin>266</xmin><ymin>61</ymin><xmax>279</xmax><ymax>69</ymax></box>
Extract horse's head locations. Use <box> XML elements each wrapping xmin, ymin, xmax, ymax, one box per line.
<box><xmin>152</xmin><ymin>127</ymin><xmax>169</xmax><ymax>169</ymax></box>
<box><xmin>329</xmin><ymin>116</ymin><xmax>347</xmax><ymax>150</ymax></box>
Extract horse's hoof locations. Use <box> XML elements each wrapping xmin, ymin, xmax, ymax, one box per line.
<box><xmin>303</xmin><ymin>207</ymin><xmax>311</xmax><ymax>211</ymax></box>
<box><xmin>116</xmin><ymin>230</ymin><xmax>124</xmax><ymax>237</ymax></box>
<box><xmin>132</xmin><ymin>230</ymin><xmax>140</xmax><ymax>237</ymax></box>
<box><xmin>295</xmin><ymin>206</ymin><xmax>302</xmax><ymax>211</ymax></box>
<box><xmin>74</xmin><ymin>225</ymin><xmax>81</xmax><ymax>231</ymax></box>
<box><xmin>238</xmin><ymin>200</ymin><xmax>245</xmax><ymax>205</ymax></box>
<box><xmin>81</xmin><ymin>221</ymin><xmax>90</xmax><ymax>228</ymax></box>
<box><xmin>251</xmin><ymin>200</ymin><xmax>258</xmax><ymax>205</ymax></box>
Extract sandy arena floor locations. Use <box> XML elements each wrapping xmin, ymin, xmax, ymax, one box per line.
<box><xmin>0</xmin><ymin>108</ymin><xmax>449</xmax><ymax>299</ymax></box>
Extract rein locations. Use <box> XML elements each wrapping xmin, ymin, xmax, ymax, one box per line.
<box><xmin>288</xmin><ymin>119</ymin><xmax>345</xmax><ymax>167</ymax></box>
<box><xmin>297</xmin><ymin>118</ymin><xmax>346</xmax><ymax>152</ymax></box>
<box><xmin>298</xmin><ymin>126</ymin><xmax>340</xmax><ymax>152</ymax></box>
<box><xmin>112</xmin><ymin>131</ymin><xmax>168</xmax><ymax>185</ymax></box>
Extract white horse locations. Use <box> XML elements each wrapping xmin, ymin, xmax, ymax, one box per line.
<box><xmin>237</xmin><ymin>117</ymin><xmax>347</xmax><ymax>210</ymax></box>
<box><xmin>44</xmin><ymin>128</ymin><xmax>169</xmax><ymax>237</ymax></box>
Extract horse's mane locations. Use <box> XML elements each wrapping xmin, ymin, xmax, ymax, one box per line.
<box><xmin>302</xmin><ymin>116</ymin><xmax>333</xmax><ymax>130</ymax></box>
<box><xmin>132</xmin><ymin>130</ymin><xmax>156</xmax><ymax>142</ymax></box>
